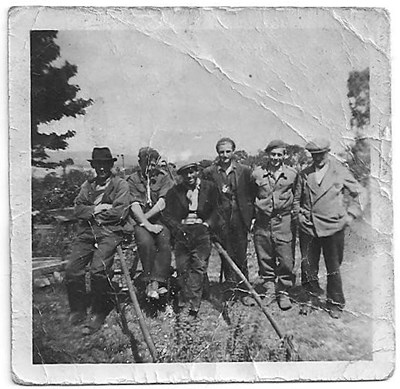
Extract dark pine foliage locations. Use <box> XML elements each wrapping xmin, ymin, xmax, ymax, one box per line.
<box><xmin>31</xmin><ymin>31</ymin><xmax>93</xmax><ymax>168</ymax></box>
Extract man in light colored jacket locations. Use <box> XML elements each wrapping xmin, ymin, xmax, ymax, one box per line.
<box><xmin>296</xmin><ymin>137</ymin><xmax>363</xmax><ymax>319</ymax></box>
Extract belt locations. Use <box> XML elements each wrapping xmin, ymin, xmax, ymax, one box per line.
<box><xmin>181</xmin><ymin>212</ymin><xmax>204</xmax><ymax>225</ymax></box>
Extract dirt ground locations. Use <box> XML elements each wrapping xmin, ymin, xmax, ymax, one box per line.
<box><xmin>33</xmin><ymin>219</ymin><xmax>376</xmax><ymax>364</ymax></box>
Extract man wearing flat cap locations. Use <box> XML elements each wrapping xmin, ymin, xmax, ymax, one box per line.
<box><xmin>251</xmin><ymin>140</ymin><xmax>299</xmax><ymax>310</ymax></box>
<box><xmin>295</xmin><ymin>137</ymin><xmax>363</xmax><ymax>319</ymax></box>
<box><xmin>126</xmin><ymin>147</ymin><xmax>174</xmax><ymax>300</ymax></box>
<box><xmin>162</xmin><ymin>163</ymin><xmax>218</xmax><ymax>318</ymax></box>
<box><xmin>202</xmin><ymin>137</ymin><xmax>256</xmax><ymax>305</ymax></box>
<box><xmin>65</xmin><ymin>147</ymin><xmax>130</xmax><ymax>333</ymax></box>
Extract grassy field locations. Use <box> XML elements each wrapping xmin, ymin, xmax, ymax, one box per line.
<box><xmin>33</xmin><ymin>219</ymin><xmax>375</xmax><ymax>364</ymax></box>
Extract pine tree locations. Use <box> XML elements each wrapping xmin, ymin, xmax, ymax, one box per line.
<box><xmin>31</xmin><ymin>30</ymin><xmax>93</xmax><ymax>168</ymax></box>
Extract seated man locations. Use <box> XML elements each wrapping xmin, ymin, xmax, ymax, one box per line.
<box><xmin>65</xmin><ymin>147</ymin><xmax>130</xmax><ymax>333</ymax></box>
<box><xmin>126</xmin><ymin>147</ymin><xmax>174</xmax><ymax>299</ymax></box>
<box><xmin>162</xmin><ymin>163</ymin><xmax>218</xmax><ymax>318</ymax></box>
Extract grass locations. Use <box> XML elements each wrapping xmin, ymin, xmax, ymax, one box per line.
<box><xmin>32</xmin><ymin>220</ymin><xmax>375</xmax><ymax>364</ymax></box>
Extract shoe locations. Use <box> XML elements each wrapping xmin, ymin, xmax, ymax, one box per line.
<box><xmin>328</xmin><ymin>308</ymin><xmax>342</xmax><ymax>319</ymax></box>
<box><xmin>277</xmin><ymin>292</ymin><xmax>292</xmax><ymax>311</ymax></box>
<box><xmin>83</xmin><ymin>312</ymin><xmax>107</xmax><ymax>334</ymax></box>
<box><xmin>261</xmin><ymin>281</ymin><xmax>276</xmax><ymax>301</ymax></box>
<box><xmin>68</xmin><ymin>311</ymin><xmax>87</xmax><ymax>325</ymax></box>
<box><xmin>241</xmin><ymin>295</ymin><xmax>256</xmax><ymax>306</ymax></box>
<box><xmin>158</xmin><ymin>286</ymin><xmax>168</xmax><ymax>296</ymax></box>
<box><xmin>146</xmin><ymin>281</ymin><xmax>159</xmax><ymax>299</ymax></box>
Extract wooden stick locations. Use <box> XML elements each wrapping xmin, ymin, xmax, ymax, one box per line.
<box><xmin>116</xmin><ymin>246</ymin><xmax>158</xmax><ymax>363</ymax></box>
<box><xmin>213</xmin><ymin>241</ymin><xmax>284</xmax><ymax>339</ymax></box>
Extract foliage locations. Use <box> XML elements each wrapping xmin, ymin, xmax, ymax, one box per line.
<box><xmin>347</xmin><ymin>68</ymin><xmax>370</xmax><ymax>130</ymax></box>
<box><xmin>32</xmin><ymin>169</ymin><xmax>91</xmax><ymax>224</ymax></box>
<box><xmin>345</xmin><ymin>68</ymin><xmax>371</xmax><ymax>187</ymax></box>
<box><xmin>31</xmin><ymin>31</ymin><xmax>93</xmax><ymax>168</ymax></box>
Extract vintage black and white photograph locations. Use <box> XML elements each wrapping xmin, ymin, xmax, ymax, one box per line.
<box><xmin>9</xmin><ymin>6</ymin><xmax>393</xmax><ymax>384</ymax></box>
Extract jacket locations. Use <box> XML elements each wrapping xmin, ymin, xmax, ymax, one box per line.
<box><xmin>295</xmin><ymin>158</ymin><xmax>363</xmax><ymax>237</ymax></box>
<box><xmin>202</xmin><ymin>161</ymin><xmax>255</xmax><ymax>230</ymax></box>
<box><xmin>252</xmin><ymin>164</ymin><xmax>299</xmax><ymax>242</ymax></box>
<box><xmin>74</xmin><ymin>175</ymin><xmax>130</xmax><ymax>231</ymax></box>
<box><xmin>162</xmin><ymin>179</ymin><xmax>219</xmax><ymax>236</ymax></box>
<box><xmin>126</xmin><ymin>169</ymin><xmax>174</xmax><ymax>211</ymax></box>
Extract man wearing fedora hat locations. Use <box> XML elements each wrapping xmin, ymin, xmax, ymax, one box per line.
<box><xmin>251</xmin><ymin>140</ymin><xmax>299</xmax><ymax>310</ymax></box>
<box><xmin>162</xmin><ymin>162</ymin><xmax>219</xmax><ymax>318</ymax></box>
<box><xmin>295</xmin><ymin>137</ymin><xmax>363</xmax><ymax>319</ymax></box>
<box><xmin>126</xmin><ymin>147</ymin><xmax>174</xmax><ymax>300</ymax></box>
<box><xmin>65</xmin><ymin>147</ymin><xmax>131</xmax><ymax>333</ymax></box>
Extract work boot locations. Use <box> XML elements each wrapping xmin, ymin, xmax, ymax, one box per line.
<box><xmin>261</xmin><ymin>281</ymin><xmax>276</xmax><ymax>302</ymax></box>
<box><xmin>146</xmin><ymin>280</ymin><xmax>160</xmax><ymax>299</ymax></box>
<box><xmin>87</xmin><ymin>274</ymin><xmax>115</xmax><ymax>333</ymax></box>
<box><xmin>66</xmin><ymin>278</ymin><xmax>87</xmax><ymax>326</ymax></box>
<box><xmin>241</xmin><ymin>295</ymin><xmax>256</xmax><ymax>307</ymax></box>
<box><xmin>277</xmin><ymin>292</ymin><xmax>292</xmax><ymax>311</ymax></box>
<box><xmin>84</xmin><ymin>312</ymin><xmax>108</xmax><ymax>334</ymax></box>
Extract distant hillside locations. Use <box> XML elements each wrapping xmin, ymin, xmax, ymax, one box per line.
<box><xmin>45</xmin><ymin>150</ymin><xmax>215</xmax><ymax>170</ymax></box>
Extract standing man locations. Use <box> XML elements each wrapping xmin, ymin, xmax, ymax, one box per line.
<box><xmin>162</xmin><ymin>163</ymin><xmax>218</xmax><ymax>318</ymax></box>
<box><xmin>126</xmin><ymin>147</ymin><xmax>174</xmax><ymax>300</ymax></box>
<box><xmin>203</xmin><ymin>137</ymin><xmax>255</xmax><ymax>304</ymax></box>
<box><xmin>252</xmin><ymin>140</ymin><xmax>298</xmax><ymax>310</ymax></box>
<box><xmin>65</xmin><ymin>147</ymin><xmax>130</xmax><ymax>333</ymax></box>
<box><xmin>296</xmin><ymin>137</ymin><xmax>363</xmax><ymax>319</ymax></box>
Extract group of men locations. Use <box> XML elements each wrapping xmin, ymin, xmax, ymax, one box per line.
<box><xmin>64</xmin><ymin>135</ymin><xmax>362</xmax><ymax>334</ymax></box>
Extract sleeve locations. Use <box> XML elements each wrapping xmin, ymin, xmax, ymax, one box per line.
<box><xmin>206</xmin><ymin>182</ymin><xmax>220</xmax><ymax>231</ymax></box>
<box><xmin>74</xmin><ymin>182</ymin><xmax>96</xmax><ymax>221</ymax></box>
<box><xmin>158</xmin><ymin>173</ymin><xmax>175</xmax><ymax>198</ymax></box>
<box><xmin>292</xmin><ymin>172</ymin><xmax>302</xmax><ymax>219</ymax></box>
<box><xmin>127</xmin><ymin>174</ymin><xmax>145</xmax><ymax>206</ymax></box>
<box><xmin>160</xmin><ymin>187</ymin><xmax>181</xmax><ymax>235</ymax></box>
<box><xmin>342</xmin><ymin>167</ymin><xmax>364</xmax><ymax>219</ymax></box>
<box><xmin>96</xmin><ymin>179</ymin><xmax>131</xmax><ymax>225</ymax></box>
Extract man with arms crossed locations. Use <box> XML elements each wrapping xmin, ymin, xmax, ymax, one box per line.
<box><xmin>65</xmin><ymin>147</ymin><xmax>130</xmax><ymax>333</ymax></box>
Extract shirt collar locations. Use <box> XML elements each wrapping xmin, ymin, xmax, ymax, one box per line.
<box><xmin>217</xmin><ymin>160</ymin><xmax>237</xmax><ymax>173</ymax></box>
<box><xmin>263</xmin><ymin>165</ymin><xmax>287</xmax><ymax>180</ymax></box>
<box><xmin>186</xmin><ymin>178</ymin><xmax>201</xmax><ymax>192</ymax></box>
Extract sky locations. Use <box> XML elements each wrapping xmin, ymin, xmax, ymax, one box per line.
<box><xmin>37</xmin><ymin>7</ymin><xmax>385</xmax><ymax>166</ymax></box>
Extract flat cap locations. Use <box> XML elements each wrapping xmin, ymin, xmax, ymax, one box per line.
<box><xmin>305</xmin><ymin>137</ymin><xmax>331</xmax><ymax>154</ymax></box>
<box><xmin>177</xmin><ymin>162</ymin><xmax>199</xmax><ymax>175</ymax></box>
<box><xmin>265</xmin><ymin>139</ymin><xmax>287</xmax><ymax>152</ymax></box>
<box><xmin>138</xmin><ymin>147</ymin><xmax>160</xmax><ymax>160</ymax></box>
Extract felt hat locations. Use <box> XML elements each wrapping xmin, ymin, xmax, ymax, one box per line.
<box><xmin>87</xmin><ymin>147</ymin><xmax>117</xmax><ymax>162</ymax></box>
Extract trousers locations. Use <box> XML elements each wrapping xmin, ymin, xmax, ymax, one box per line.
<box><xmin>299</xmin><ymin>229</ymin><xmax>345</xmax><ymax>309</ymax></box>
<box><xmin>219</xmin><ymin>208</ymin><xmax>249</xmax><ymax>283</ymax></box>
<box><xmin>254</xmin><ymin>221</ymin><xmax>294</xmax><ymax>292</ymax></box>
<box><xmin>174</xmin><ymin>224</ymin><xmax>211</xmax><ymax>311</ymax></box>
<box><xmin>65</xmin><ymin>225</ymin><xmax>123</xmax><ymax>279</ymax></box>
<box><xmin>134</xmin><ymin>224</ymin><xmax>172</xmax><ymax>283</ymax></box>
<box><xmin>65</xmin><ymin>224</ymin><xmax>123</xmax><ymax>315</ymax></box>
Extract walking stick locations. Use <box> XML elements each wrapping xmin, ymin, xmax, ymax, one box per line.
<box><xmin>117</xmin><ymin>246</ymin><xmax>158</xmax><ymax>362</ymax></box>
<box><xmin>213</xmin><ymin>241</ymin><xmax>300</xmax><ymax>361</ymax></box>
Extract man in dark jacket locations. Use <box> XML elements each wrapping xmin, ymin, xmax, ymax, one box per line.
<box><xmin>65</xmin><ymin>147</ymin><xmax>130</xmax><ymax>333</ymax></box>
<box><xmin>162</xmin><ymin>163</ymin><xmax>218</xmax><ymax>318</ymax></box>
<box><xmin>202</xmin><ymin>137</ymin><xmax>255</xmax><ymax>304</ymax></box>
<box><xmin>126</xmin><ymin>147</ymin><xmax>174</xmax><ymax>300</ymax></box>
